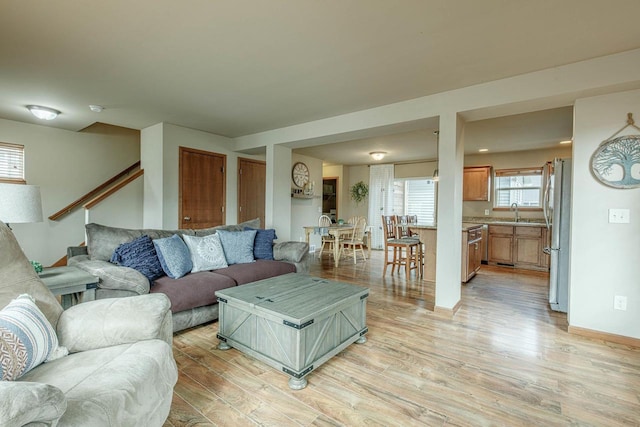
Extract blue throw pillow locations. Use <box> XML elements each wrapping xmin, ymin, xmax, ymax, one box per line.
<box><xmin>153</xmin><ymin>234</ymin><xmax>193</xmax><ymax>279</ymax></box>
<box><xmin>244</xmin><ymin>227</ymin><xmax>277</xmax><ymax>260</ymax></box>
<box><xmin>110</xmin><ymin>235</ymin><xmax>165</xmax><ymax>282</ymax></box>
<box><xmin>217</xmin><ymin>229</ymin><xmax>257</xmax><ymax>265</ymax></box>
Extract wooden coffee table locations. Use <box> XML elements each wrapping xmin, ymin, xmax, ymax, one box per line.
<box><xmin>216</xmin><ymin>273</ymin><xmax>368</xmax><ymax>389</ymax></box>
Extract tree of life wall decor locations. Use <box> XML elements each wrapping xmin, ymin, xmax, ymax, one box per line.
<box><xmin>590</xmin><ymin>113</ymin><xmax>640</xmax><ymax>189</ymax></box>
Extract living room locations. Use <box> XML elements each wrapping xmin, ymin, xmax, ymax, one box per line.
<box><xmin>1</xmin><ymin>2</ymin><xmax>639</xmax><ymax>425</ymax></box>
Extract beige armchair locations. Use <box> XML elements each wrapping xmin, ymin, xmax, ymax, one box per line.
<box><xmin>0</xmin><ymin>221</ymin><xmax>177</xmax><ymax>426</ymax></box>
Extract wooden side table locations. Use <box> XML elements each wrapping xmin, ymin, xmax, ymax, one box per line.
<box><xmin>39</xmin><ymin>266</ymin><xmax>99</xmax><ymax>309</ymax></box>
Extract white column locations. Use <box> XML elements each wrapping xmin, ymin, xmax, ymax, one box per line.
<box><xmin>266</xmin><ymin>144</ymin><xmax>292</xmax><ymax>240</ymax></box>
<box><xmin>434</xmin><ymin>112</ymin><xmax>465</xmax><ymax>315</ymax></box>
<box><xmin>141</xmin><ymin>123</ymin><xmax>165</xmax><ymax>229</ymax></box>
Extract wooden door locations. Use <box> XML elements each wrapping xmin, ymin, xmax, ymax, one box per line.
<box><xmin>238</xmin><ymin>157</ymin><xmax>266</xmax><ymax>227</ymax></box>
<box><xmin>179</xmin><ymin>147</ymin><xmax>226</xmax><ymax>229</ymax></box>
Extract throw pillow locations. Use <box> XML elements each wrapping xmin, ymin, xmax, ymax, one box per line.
<box><xmin>110</xmin><ymin>235</ymin><xmax>165</xmax><ymax>282</ymax></box>
<box><xmin>217</xmin><ymin>229</ymin><xmax>257</xmax><ymax>265</ymax></box>
<box><xmin>153</xmin><ymin>234</ymin><xmax>193</xmax><ymax>279</ymax></box>
<box><xmin>244</xmin><ymin>227</ymin><xmax>277</xmax><ymax>260</ymax></box>
<box><xmin>0</xmin><ymin>294</ymin><xmax>68</xmax><ymax>381</ymax></box>
<box><xmin>182</xmin><ymin>233</ymin><xmax>228</xmax><ymax>272</ymax></box>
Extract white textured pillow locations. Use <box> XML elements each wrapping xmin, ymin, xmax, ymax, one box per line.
<box><xmin>183</xmin><ymin>233</ymin><xmax>228</xmax><ymax>272</ymax></box>
<box><xmin>0</xmin><ymin>294</ymin><xmax>68</xmax><ymax>381</ymax></box>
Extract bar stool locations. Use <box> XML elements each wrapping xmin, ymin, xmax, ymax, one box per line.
<box><xmin>381</xmin><ymin>215</ymin><xmax>422</xmax><ymax>277</ymax></box>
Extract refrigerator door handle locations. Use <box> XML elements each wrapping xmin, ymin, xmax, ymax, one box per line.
<box><xmin>543</xmin><ymin>170</ymin><xmax>552</xmax><ymax>230</ymax></box>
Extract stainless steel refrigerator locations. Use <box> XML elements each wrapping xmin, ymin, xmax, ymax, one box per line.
<box><xmin>543</xmin><ymin>158</ymin><xmax>572</xmax><ymax>313</ymax></box>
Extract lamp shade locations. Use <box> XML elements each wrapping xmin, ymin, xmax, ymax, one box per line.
<box><xmin>0</xmin><ymin>183</ymin><xmax>43</xmax><ymax>224</ymax></box>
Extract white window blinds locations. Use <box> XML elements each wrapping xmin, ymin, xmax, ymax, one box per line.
<box><xmin>0</xmin><ymin>142</ymin><xmax>25</xmax><ymax>183</ymax></box>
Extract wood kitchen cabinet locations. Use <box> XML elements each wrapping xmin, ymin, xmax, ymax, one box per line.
<box><xmin>488</xmin><ymin>224</ymin><xmax>549</xmax><ymax>271</ymax></box>
<box><xmin>462</xmin><ymin>225</ymin><xmax>483</xmax><ymax>282</ymax></box>
<box><xmin>463</xmin><ymin>166</ymin><xmax>491</xmax><ymax>201</ymax></box>
<box><xmin>488</xmin><ymin>225</ymin><xmax>514</xmax><ymax>265</ymax></box>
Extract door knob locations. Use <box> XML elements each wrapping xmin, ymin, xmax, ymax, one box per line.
<box><xmin>183</xmin><ymin>216</ymin><xmax>191</xmax><ymax>221</ymax></box>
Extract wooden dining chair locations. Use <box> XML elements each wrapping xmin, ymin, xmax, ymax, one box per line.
<box><xmin>340</xmin><ymin>217</ymin><xmax>367</xmax><ymax>264</ymax></box>
<box><xmin>318</xmin><ymin>214</ymin><xmax>335</xmax><ymax>257</ymax></box>
<box><xmin>381</xmin><ymin>215</ymin><xmax>422</xmax><ymax>277</ymax></box>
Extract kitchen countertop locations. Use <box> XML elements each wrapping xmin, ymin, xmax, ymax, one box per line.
<box><xmin>463</xmin><ymin>217</ymin><xmax>547</xmax><ymax>228</ymax></box>
<box><xmin>405</xmin><ymin>223</ymin><xmax>484</xmax><ymax>231</ymax></box>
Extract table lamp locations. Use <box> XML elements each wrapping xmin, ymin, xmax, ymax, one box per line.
<box><xmin>0</xmin><ymin>183</ymin><xmax>43</xmax><ymax>229</ymax></box>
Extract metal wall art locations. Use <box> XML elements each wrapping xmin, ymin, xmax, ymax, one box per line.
<box><xmin>590</xmin><ymin>113</ymin><xmax>640</xmax><ymax>189</ymax></box>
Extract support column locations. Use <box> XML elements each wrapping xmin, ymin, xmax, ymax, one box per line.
<box><xmin>434</xmin><ymin>112</ymin><xmax>465</xmax><ymax>317</ymax></box>
<box><xmin>266</xmin><ymin>144</ymin><xmax>292</xmax><ymax>240</ymax></box>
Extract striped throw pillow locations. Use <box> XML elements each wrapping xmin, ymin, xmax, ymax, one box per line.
<box><xmin>0</xmin><ymin>294</ymin><xmax>68</xmax><ymax>381</ymax></box>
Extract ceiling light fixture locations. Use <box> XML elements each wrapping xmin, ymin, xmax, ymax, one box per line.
<box><xmin>432</xmin><ymin>130</ymin><xmax>439</xmax><ymax>182</ymax></box>
<box><xmin>27</xmin><ymin>105</ymin><xmax>60</xmax><ymax>120</ymax></box>
<box><xmin>559</xmin><ymin>140</ymin><xmax>572</xmax><ymax>144</ymax></box>
<box><xmin>369</xmin><ymin>151</ymin><xmax>386</xmax><ymax>161</ymax></box>
<box><xmin>479</xmin><ymin>148</ymin><xmax>489</xmax><ymax>152</ymax></box>
<box><xmin>89</xmin><ymin>104</ymin><xmax>104</xmax><ymax>113</ymax></box>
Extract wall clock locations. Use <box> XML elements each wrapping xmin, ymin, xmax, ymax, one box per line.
<box><xmin>292</xmin><ymin>162</ymin><xmax>310</xmax><ymax>188</ymax></box>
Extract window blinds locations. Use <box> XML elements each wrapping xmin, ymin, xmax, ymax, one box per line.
<box><xmin>0</xmin><ymin>142</ymin><xmax>25</xmax><ymax>183</ymax></box>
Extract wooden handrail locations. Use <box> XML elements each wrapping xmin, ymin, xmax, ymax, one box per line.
<box><xmin>84</xmin><ymin>169</ymin><xmax>144</xmax><ymax>210</ymax></box>
<box><xmin>49</xmin><ymin>161</ymin><xmax>141</xmax><ymax>221</ymax></box>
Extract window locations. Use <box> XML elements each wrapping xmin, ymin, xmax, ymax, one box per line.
<box><xmin>0</xmin><ymin>142</ymin><xmax>25</xmax><ymax>184</ymax></box>
<box><xmin>393</xmin><ymin>178</ymin><xmax>436</xmax><ymax>223</ymax></box>
<box><xmin>494</xmin><ymin>167</ymin><xmax>543</xmax><ymax>208</ymax></box>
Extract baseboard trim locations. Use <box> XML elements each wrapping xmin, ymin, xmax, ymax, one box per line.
<box><xmin>434</xmin><ymin>299</ymin><xmax>462</xmax><ymax>319</ymax></box>
<box><xmin>568</xmin><ymin>325</ymin><xmax>640</xmax><ymax>348</ymax></box>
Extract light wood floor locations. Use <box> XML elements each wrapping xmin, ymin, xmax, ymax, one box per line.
<box><xmin>164</xmin><ymin>251</ymin><xmax>640</xmax><ymax>426</ymax></box>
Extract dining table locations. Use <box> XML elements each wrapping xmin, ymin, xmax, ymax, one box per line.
<box><xmin>303</xmin><ymin>224</ymin><xmax>355</xmax><ymax>267</ymax></box>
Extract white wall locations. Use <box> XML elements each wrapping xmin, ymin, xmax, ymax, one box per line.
<box><xmin>570</xmin><ymin>89</ymin><xmax>640</xmax><ymax>338</ymax></box>
<box><xmin>290</xmin><ymin>153</ymin><xmax>323</xmax><ymax>247</ymax></box>
<box><xmin>141</xmin><ymin>123</ymin><xmax>264</xmax><ymax>230</ymax></box>
<box><xmin>0</xmin><ymin>119</ymin><xmax>141</xmax><ymax>265</ymax></box>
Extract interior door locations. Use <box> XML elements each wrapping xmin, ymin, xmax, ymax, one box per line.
<box><xmin>238</xmin><ymin>157</ymin><xmax>265</xmax><ymax>227</ymax></box>
<box><xmin>179</xmin><ymin>147</ymin><xmax>226</xmax><ymax>229</ymax></box>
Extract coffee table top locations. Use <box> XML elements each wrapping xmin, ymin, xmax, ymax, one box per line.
<box><xmin>216</xmin><ymin>273</ymin><xmax>368</xmax><ymax>323</ymax></box>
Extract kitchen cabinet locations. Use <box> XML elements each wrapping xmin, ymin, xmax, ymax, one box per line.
<box><xmin>488</xmin><ymin>225</ymin><xmax>514</xmax><ymax>265</ymax></box>
<box><xmin>488</xmin><ymin>224</ymin><xmax>549</xmax><ymax>271</ymax></box>
<box><xmin>462</xmin><ymin>225</ymin><xmax>483</xmax><ymax>282</ymax></box>
<box><xmin>463</xmin><ymin>166</ymin><xmax>491</xmax><ymax>201</ymax></box>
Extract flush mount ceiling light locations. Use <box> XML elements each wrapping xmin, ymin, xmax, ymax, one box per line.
<box><xmin>369</xmin><ymin>151</ymin><xmax>386</xmax><ymax>161</ymax></box>
<box><xmin>478</xmin><ymin>148</ymin><xmax>489</xmax><ymax>152</ymax></box>
<box><xmin>559</xmin><ymin>140</ymin><xmax>572</xmax><ymax>144</ymax></box>
<box><xmin>89</xmin><ymin>104</ymin><xmax>104</xmax><ymax>112</ymax></box>
<box><xmin>27</xmin><ymin>105</ymin><xmax>60</xmax><ymax>120</ymax></box>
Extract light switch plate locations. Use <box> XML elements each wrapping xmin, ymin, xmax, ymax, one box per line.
<box><xmin>609</xmin><ymin>208</ymin><xmax>630</xmax><ymax>223</ymax></box>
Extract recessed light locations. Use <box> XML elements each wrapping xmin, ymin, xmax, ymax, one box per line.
<box><xmin>478</xmin><ymin>148</ymin><xmax>489</xmax><ymax>152</ymax></box>
<box><xmin>559</xmin><ymin>140</ymin><xmax>572</xmax><ymax>144</ymax></box>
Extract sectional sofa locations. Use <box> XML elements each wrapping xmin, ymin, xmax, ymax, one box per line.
<box><xmin>68</xmin><ymin>219</ymin><xmax>309</xmax><ymax>332</ymax></box>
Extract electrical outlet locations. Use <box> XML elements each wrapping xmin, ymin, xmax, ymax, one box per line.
<box><xmin>614</xmin><ymin>295</ymin><xmax>627</xmax><ymax>311</ymax></box>
<box><xmin>609</xmin><ymin>208</ymin><xmax>630</xmax><ymax>223</ymax></box>
<box><xmin>484</xmin><ymin>209</ymin><xmax>490</xmax><ymax>216</ymax></box>
<box><xmin>317</xmin><ymin>206</ymin><xmax>322</xmax><ymax>213</ymax></box>
<box><xmin>309</xmin><ymin>244</ymin><xmax>316</xmax><ymax>253</ymax></box>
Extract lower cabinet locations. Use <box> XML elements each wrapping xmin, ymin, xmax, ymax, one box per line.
<box><xmin>462</xmin><ymin>226</ymin><xmax>483</xmax><ymax>282</ymax></box>
<box><xmin>488</xmin><ymin>224</ymin><xmax>549</xmax><ymax>271</ymax></box>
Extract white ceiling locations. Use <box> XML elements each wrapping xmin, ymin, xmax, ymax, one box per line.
<box><xmin>1</xmin><ymin>0</ymin><xmax>639</xmax><ymax>145</ymax></box>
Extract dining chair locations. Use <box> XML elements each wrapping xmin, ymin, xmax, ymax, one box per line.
<box><xmin>318</xmin><ymin>214</ymin><xmax>335</xmax><ymax>257</ymax></box>
<box><xmin>339</xmin><ymin>217</ymin><xmax>367</xmax><ymax>264</ymax></box>
<box><xmin>381</xmin><ymin>215</ymin><xmax>422</xmax><ymax>277</ymax></box>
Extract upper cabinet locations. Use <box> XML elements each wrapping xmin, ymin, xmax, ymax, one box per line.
<box><xmin>463</xmin><ymin>166</ymin><xmax>492</xmax><ymax>201</ymax></box>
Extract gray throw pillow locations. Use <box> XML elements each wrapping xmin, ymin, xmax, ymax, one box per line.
<box><xmin>153</xmin><ymin>234</ymin><xmax>192</xmax><ymax>279</ymax></box>
<box><xmin>217</xmin><ymin>229</ymin><xmax>257</xmax><ymax>265</ymax></box>
<box><xmin>182</xmin><ymin>233</ymin><xmax>228</xmax><ymax>272</ymax></box>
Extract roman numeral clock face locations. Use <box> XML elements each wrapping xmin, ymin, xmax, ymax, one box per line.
<box><xmin>292</xmin><ymin>162</ymin><xmax>309</xmax><ymax>188</ymax></box>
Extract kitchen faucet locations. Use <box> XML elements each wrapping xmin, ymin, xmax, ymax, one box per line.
<box><xmin>510</xmin><ymin>202</ymin><xmax>520</xmax><ymax>222</ymax></box>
